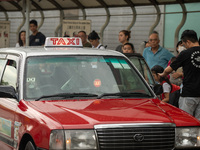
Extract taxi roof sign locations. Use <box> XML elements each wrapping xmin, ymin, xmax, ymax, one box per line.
<box><xmin>45</xmin><ymin>37</ymin><xmax>83</xmax><ymax>48</ymax></box>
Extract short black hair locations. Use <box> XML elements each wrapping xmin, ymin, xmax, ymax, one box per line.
<box><xmin>181</xmin><ymin>30</ymin><xmax>198</xmax><ymax>43</ymax></box>
<box><xmin>152</xmin><ymin>30</ymin><xmax>159</xmax><ymax>35</ymax></box>
<box><xmin>88</xmin><ymin>30</ymin><xmax>100</xmax><ymax>40</ymax></box>
<box><xmin>176</xmin><ymin>41</ymin><xmax>182</xmax><ymax>48</ymax></box>
<box><xmin>78</xmin><ymin>31</ymin><xmax>87</xmax><ymax>35</ymax></box>
<box><xmin>151</xmin><ymin>65</ymin><xmax>164</xmax><ymax>74</ymax></box>
<box><xmin>29</xmin><ymin>19</ymin><xmax>38</xmax><ymax>26</ymax></box>
<box><xmin>199</xmin><ymin>37</ymin><xmax>200</xmax><ymax>45</ymax></box>
<box><xmin>150</xmin><ymin>30</ymin><xmax>159</xmax><ymax>40</ymax></box>
<box><xmin>151</xmin><ymin>65</ymin><xmax>172</xmax><ymax>87</ymax></box>
<box><xmin>150</xmin><ymin>30</ymin><xmax>159</xmax><ymax>37</ymax></box>
<box><xmin>123</xmin><ymin>43</ymin><xmax>135</xmax><ymax>52</ymax></box>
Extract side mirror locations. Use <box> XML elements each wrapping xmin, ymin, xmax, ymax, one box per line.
<box><xmin>153</xmin><ymin>84</ymin><xmax>163</xmax><ymax>95</ymax></box>
<box><xmin>0</xmin><ymin>85</ymin><xmax>17</xmax><ymax>99</ymax></box>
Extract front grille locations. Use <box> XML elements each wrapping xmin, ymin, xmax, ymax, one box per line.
<box><xmin>95</xmin><ymin>123</ymin><xmax>175</xmax><ymax>150</ymax></box>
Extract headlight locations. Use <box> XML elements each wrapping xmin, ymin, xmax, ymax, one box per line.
<box><xmin>50</xmin><ymin>130</ymin><xmax>65</xmax><ymax>150</ymax></box>
<box><xmin>50</xmin><ymin>130</ymin><xmax>97</xmax><ymax>150</ymax></box>
<box><xmin>65</xmin><ymin>130</ymin><xmax>97</xmax><ymax>150</ymax></box>
<box><xmin>176</xmin><ymin>127</ymin><xmax>200</xmax><ymax>148</ymax></box>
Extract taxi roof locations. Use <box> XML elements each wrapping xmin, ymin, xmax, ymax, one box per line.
<box><xmin>0</xmin><ymin>46</ymin><xmax>125</xmax><ymax>58</ymax></box>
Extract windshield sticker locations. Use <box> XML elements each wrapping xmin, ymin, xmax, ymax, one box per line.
<box><xmin>0</xmin><ymin>117</ymin><xmax>11</xmax><ymax>137</ymax></box>
<box><xmin>91</xmin><ymin>62</ymin><xmax>97</xmax><ymax>68</ymax></box>
<box><xmin>119</xmin><ymin>59</ymin><xmax>131</xmax><ymax>69</ymax></box>
<box><xmin>27</xmin><ymin>78</ymin><xmax>36</xmax><ymax>88</ymax></box>
<box><xmin>94</xmin><ymin>79</ymin><xmax>101</xmax><ymax>87</ymax></box>
<box><xmin>109</xmin><ymin>58</ymin><xmax>123</xmax><ymax>69</ymax></box>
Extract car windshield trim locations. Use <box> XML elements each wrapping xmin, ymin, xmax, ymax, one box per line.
<box><xmin>35</xmin><ymin>92</ymin><xmax>153</xmax><ymax>101</ymax></box>
<box><xmin>97</xmin><ymin>92</ymin><xmax>153</xmax><ymax>99</ymax></box>
<box><xmin>35</xmin><ymin>93</ymin><xmax>98</xmax><ymax>101</ymax></box>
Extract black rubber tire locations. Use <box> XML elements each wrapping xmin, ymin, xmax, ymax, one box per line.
<box><xmin>24</xmin><ymin>141</ymin><xmax>36</xmax><ymax>150</ymax></box>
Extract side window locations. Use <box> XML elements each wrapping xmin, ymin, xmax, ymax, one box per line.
<box><xmin>1</xmin><ymin>60</ymin><xmax>17</xmax><ymax>89</ymax></box>
<box><xmin>129</xmin><ymin>57</ymin><xmax>155</xmax><ymax>85</ymax></box>
<box><xmin>140</xmin><ymin>60</ymin><xmax>155</xmax><ymax>85</ymax></box>
<box><xmin>129</xmin><ymin>57</ymin><xmax>144</xmax><ymax>76</ymax></box>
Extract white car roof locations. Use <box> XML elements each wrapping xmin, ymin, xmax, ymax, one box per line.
<box><xmin>0</xmin><ymin>47</ymin><xmax>124</xmax><ymax>58</ymax></box>
<box><xmin>0</xmin><ymin>37</ymin><xmax>125</xmax><ymax>58</ymax></box>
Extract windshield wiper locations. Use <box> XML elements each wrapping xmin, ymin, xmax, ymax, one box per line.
<box><xmin>35</xmin><ymin>93</ymin><xmax>98</xmax><ymax>101</ymax></box>
<box><xmin>97</xmin><ymin>92</ymin><xmax>152</xmax><ymax>99</ymax></box>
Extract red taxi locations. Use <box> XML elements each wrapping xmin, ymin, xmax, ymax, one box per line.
<box><xmin>0</xmin><ymin>37</ymin><xmax>199</xmax><ymax>150</ymax></box>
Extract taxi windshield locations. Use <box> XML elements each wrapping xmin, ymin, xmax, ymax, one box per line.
<box><xmin>24</xmin><ymin>56</ymin><xmax>153</xmax><ymax>100</ymax></box>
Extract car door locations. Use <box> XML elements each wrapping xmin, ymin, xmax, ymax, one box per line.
<box><xmin>0</xmin><ymin>54</ymin><xmax>19</xmax><ymax>149</ymax></box>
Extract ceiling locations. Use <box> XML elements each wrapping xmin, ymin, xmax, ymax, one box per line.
<box><xmin>0</xmin><ymin>0</ymin><xmax>199</xmax><ymax>12</ymax></box>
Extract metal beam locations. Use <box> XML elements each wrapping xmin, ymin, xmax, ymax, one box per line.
<box><xmin>124</xmin><ymin>0</ymin><xmax>137</xmax><ymax>31</ymax></box>
<box><xmin>72</xmin><ymin>0</ymin><xmax>86</xmax><ymax>19</ymax></box>
<box><xmin>54</xmin><ymin>10</ymin><xmax>64</xmax><ymax>36</ymax></box>
<box><xmin>0</xmin><ymin>0</ymin><xmax>200</xmax><ymax>12</ymax></box>
<box><xmin>25</xmin><ymin>0</ymin><xmax>30</xmax><ymax>46</ymax></box>
<box><xmin>47</xmin><ymin>0</ymin><xmax>64</xmax><ymax>36</ymax></box>
<box><xmin>16</xmin><ymin>11</ymin><xmax>25</xmax><ymax>41</ymax></box>
<box><xmin>0</xmin><ymin>5</ymin><xmax>8</xmax><ymax>20</ymax></box>
<box><xmin>7</xmin><ymin>0</ymin><xmax>24</xmax><ymax>40</ymax></box>
<box><xmin>96</xmin><ymin>0</ymin><xmax>110</xmax><ymax>44</ymax></box>
<box><xmin>149</xmin><ymin>0</ymin><xmax>161</xmax><ymax>35</ymax></box>
<box><xmin>8</xmin><ymin>1</ymin><xmax>22</xmax><ymax>11</ymax></box>
<box><xmin>174</xmin><ymin>0</ymin><xmax>187</xmax><ymax>54</ymax></box>
<box><xmin>31</xmin><ymin>0</ymin><xmax>44</xmax><ymax>30</ymax></box>
<box><xmin>47</xmin><ymin>0</ymin><xmax>63</xmax><ymax>10</ymax></box>
<box><xmin>149</xmin><ymin>0</ymin><xmax>158</xmax><ymax>5</ymax></box>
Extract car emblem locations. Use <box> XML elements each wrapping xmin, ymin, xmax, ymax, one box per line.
<box><xmin>133</xmin><ymin>134</ymin><xmax>144</xmax><ymax>142</ymax></box>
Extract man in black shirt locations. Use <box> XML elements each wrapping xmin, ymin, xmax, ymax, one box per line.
<box><xmin>29</xmin><ymin>20</ymin><xmax>46</xmax><ymax>46</ymax></box>
<box><xmin>159</xmin><ymin>30</ymin><xmax>200</xmax><ymax>120</ymax></box>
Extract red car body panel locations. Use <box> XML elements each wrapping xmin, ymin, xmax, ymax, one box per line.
<box><xmin>13</xmin><ymin>98</ymin><xmax>200</xmax><ymax>149</ymax></box>
<box><xmin>31</xmin><ymin>98</ymin><xmax>200</xmax><ymax>126</ymax></box>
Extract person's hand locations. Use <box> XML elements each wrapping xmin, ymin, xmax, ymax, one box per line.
<box><xmin>158</xmin><ymin>72</ymin><xmax>165</xmax><ymax>78</ymax></box>
<box><xmin>158</xmin><ymin>66</ymin><xmax>173</xmax><ymax>78</ymax></box>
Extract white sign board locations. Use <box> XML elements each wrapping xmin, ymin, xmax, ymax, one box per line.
<box><xmin>0</xmin><ymin>21</ymin><xmax>10</xmax><ymax>48</ymax></box>
<box><xmin>62</xmin><ymin>20</ymin><xmax>91</xmax><ymax>37</ymax></box>
<box><xmin>45</xmin><ymin>37</ymin><xmax>82</xmax><ymax>47</ymax></box>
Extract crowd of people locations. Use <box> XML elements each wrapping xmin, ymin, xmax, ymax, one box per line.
<box><xmin>17</xmin><ymin>20</ymin><xmax>200</xmax><ymax>120</ymax></box>
<box><xmin>114</xmin><ymin>29</ymin><xmax>200</xmax><ymax>121</ymax></box>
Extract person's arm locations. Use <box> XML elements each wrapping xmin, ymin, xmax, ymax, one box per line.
<box><xmin>158</xmin><ymin>65</ymin><xmax>173</xmax><ymax>77</ymax></box>
<box><xmin>162</xmin><ymin>93</ymin><xmax>169</xmax><ymax>103</ymax></box>
<box><xmin>172</xmin><ymin>72</ymin><xmax>184</xmax><ymax>79</ymax></box>
<box><xmin>161</xmin><ymin>82</ymin><xmax>171</xmax><ymax>103</ymax></box>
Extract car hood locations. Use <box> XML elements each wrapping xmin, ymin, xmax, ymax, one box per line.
<box><xmin>29</xmin><ymin>98</ymin><xmax>200</xmax><ymax>129</ymax></box>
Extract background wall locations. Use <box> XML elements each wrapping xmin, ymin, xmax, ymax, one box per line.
<box><xmin>0</xmin><ymin>2</ymin><xmax>199</xmax><ymax>54</ymax></box>
<box><xmin>164</xmin><ymin>3</ymin><xmax>200</xmax><ymax>51</ymax></box>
